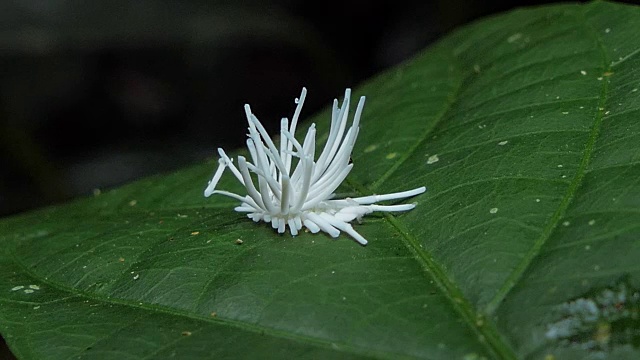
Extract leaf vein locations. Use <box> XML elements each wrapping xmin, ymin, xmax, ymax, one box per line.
<box><xmin>483</xmin><ymin>8</ymin><xmax>613</xmax><ymax>315</ymax></box>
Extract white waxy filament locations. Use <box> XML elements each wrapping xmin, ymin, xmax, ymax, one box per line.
<box><xmin>204</xmin><ymin>87</ymin><xmax>426</xmax><ymax>245</ymax></box>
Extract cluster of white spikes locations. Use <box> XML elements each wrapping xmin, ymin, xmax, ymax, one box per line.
<box><xmin>204</xmin><ymin>87</ymin><xmax>425</xmax><ymax>245</ymax></box>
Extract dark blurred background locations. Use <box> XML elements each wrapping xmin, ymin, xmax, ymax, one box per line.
<box><xmin>0</xmin><ymin>0</ymin><xmax>597</xmax><ymax>220</ymax></box>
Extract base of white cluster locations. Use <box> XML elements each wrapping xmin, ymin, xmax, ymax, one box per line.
<box><xmin>243</xmin><ymin>211</ymin><xmax>370</xmax><ymax>244</ymax></box>
<box><xmin>233</xmin><ymin>186</ymin><xmax>426</xmax><ymax>245</ymax></box>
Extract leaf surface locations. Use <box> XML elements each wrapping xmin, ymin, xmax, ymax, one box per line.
<box><xmin>2</xmin><ymin>1</ymin><xmax>640</xmax><ymax>359</ymax></box>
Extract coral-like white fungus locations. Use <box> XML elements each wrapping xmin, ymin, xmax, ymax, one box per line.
<box><xmin>204</xmin><ymin>88</ymin><xmax>425</xmax><ymax>245</ymax></box>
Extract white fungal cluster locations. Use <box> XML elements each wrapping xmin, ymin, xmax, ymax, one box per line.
<box><xmin>204</xmin><ymin>88</ymin><xmax>425</xmax><ymax>245</ymax></box>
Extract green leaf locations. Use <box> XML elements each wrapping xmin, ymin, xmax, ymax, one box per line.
<box><xmin>2</xmin><ymin>1</ymin><xmax>640</xmax><ymax>358</ymax></box>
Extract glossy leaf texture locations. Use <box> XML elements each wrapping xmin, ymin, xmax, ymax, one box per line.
<box><xmin>2</xmin><ymin>1</ymin><xmax>640</xmax><ymax>359</ymax></box>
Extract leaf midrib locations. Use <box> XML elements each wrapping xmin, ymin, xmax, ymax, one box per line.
<box><xmin>347</xmin><ymin>25</ymin><xmax>519</xmax><ymax>360</ymax></box>
<box><xmin>348</xmin><ymin>178</ymin><xmax>517</xmax><ymax>359</ymax></box>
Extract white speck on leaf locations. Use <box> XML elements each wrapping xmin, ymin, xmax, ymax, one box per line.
<box><xmin>588</xmin><ymin>219</ymin><xmax>596</xmax><ymax>226</ymax></box>
<box><xmin>427</xmin><ymin>154</ymin><xmax>439</xmax><ymax>164</ymax></box>
<box><xmin>498</xmin><ymin>141</ymin><xmax>508</xmax><ymax>146</ymax></box>
<box><xmin>507</xmin><ymin>33</ymin><xmax>522</xmax><ymax>43</ymax></box>
<box><xmin>536</xmin><ymin>199</ymin><xmax>540</xmax><ymax>202</ymax></box>
<box><xmin>563</xmin><ymin>221</ymin><xmax>570</xmax><ymax>226</ymax></box>
<box><xmin>23</xmin><ymin>289</ymin><xmax>34</xmax><ymax>294</ymax></box>
<box><xmin>10</xmin><ymin>286</ymin><xmax>24</xmax><ymax>291</ymax></box>
<box><xmin>580</xmin><ymin>70</ymin><xmax>587</xmax><ymax>75</ymax></box>
<box><xmin>28</xmin><ymin>285</ymin><xmax>40</xmax><ymax>290</ymax></box>
<box><xmin>133</xmin><ymin>274</ymin><xmax>140</xmax><ymax>280</ymax></box>
<box><xmin>489</xmin><ymin>208</ymin><xmax>498</xmax><ymax>214</ymax></box>
<box><xmin>386</xmin><ymin>152</ymin><xmax>397</xmax><ymax>159</ymax></box>
<box><xmin>363</xmin><ymin>144</ymin><xmax>377</xmax><ymax>153</ymax></box>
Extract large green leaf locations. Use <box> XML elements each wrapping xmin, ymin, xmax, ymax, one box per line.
<box><xmin>2</xmin><ymin>1</ymin><xmax>640</xmax><ymax>358</ymax></box>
